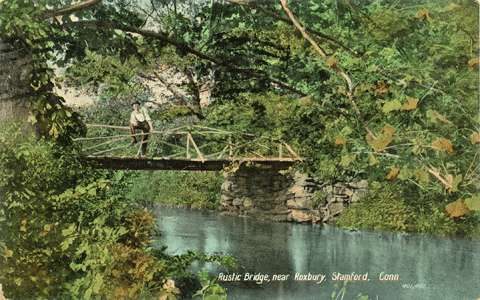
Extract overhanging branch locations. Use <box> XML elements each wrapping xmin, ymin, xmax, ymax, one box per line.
<box><xmin>43</xmin><ymin>0</ymin><xmax>103</xmax><ymax>19</ymax></box>
<box><xmin>66</xmin><ymin>20</ymin><xmax>344</xmax><ymax>115</ymax></box>
<box><xmin>66</xmin><ymin>20</ymin><xmax>221</xmax><ymax>63</ymax></box>
<box><xmin>279</xmin><ymin>0</ymin><xmax>376</xmax><ymax>138</ymax></box>
<box><xmin>227</xmin><ymin>0</ymin><xmax>359</xmax><ymax>56</ymax></box>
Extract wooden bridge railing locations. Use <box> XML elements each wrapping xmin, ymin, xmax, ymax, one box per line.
<box><xmin>74</xmin><ymin>124</ymin><xmax>302</xmax><ymax>162</ymax></box>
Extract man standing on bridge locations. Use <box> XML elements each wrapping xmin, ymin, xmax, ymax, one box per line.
<box><xmin>130</xmin><ymin>100</ymin><xmax>153</xmax><ymax>158</ymax></box>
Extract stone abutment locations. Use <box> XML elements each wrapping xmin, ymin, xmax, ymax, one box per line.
<box><xmin>220</xmin><ymin>165</ymin><xmax>368</xmax><ymax>224</ymax></box>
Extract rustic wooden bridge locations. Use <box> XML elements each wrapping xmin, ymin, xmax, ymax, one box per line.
<box><xmin>75</xmin><ymin>124</ymin><xmax>302</xmax><ymax>172</ymax></box>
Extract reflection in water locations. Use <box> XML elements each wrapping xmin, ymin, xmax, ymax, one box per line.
<box><xmin>152</xmin><ymin>206</ymin><xmax>480</xmax><ymax>300</ymax></box>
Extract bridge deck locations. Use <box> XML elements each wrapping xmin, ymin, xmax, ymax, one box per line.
<box><xmin>86</xmin><ymin>156</ymin><xmax>299</xmax><ymax>172</ymax></box>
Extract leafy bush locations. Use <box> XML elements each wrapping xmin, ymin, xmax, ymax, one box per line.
<box><xmin>81</xmin><ymin>93</ymin><xmax>133</xmax><ymax>127</ymax></box>
<box><xmin>311</xmin><ymin>190</ymin><xmax>326</xmax><ymax>209</ymax></box>
<box><xmin>0</xmin><ymin>124</ymin><xmax>234</xmax><ymax>299</ymax></box>
<box><xmin>0</xmin><ymin>125</ymin><xmax>169</xmax><ymax>299</ymax></box>
<box><xmin>414</xmin><ymin>198</ymin><xmax>480</xmax><ymax>236</ymax></box>
<box><xmin>156</xmin><ymin>106</ymin><xmax>194</xmax><ymax>122</ymax></box>
<box><xmin>335</xmin><ymin>181</ymin><xmax>416</xmax><ymax>232</ymax></box>
<box><xmin>193</xmin><ymin>270</ymin><xmax>228</xmax><ymax>300</ymax></box>
<box><xmin>335</xmin><ymin>181</ymin><xmax>480</xmax><ymax>236</ymax></box>
<box><xmin>126</xmin><ymin>171</ymin><xmax>223</xmax><ymax>209</ymax></box>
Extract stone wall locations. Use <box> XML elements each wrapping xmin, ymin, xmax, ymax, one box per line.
<box><xmin>219</xmin><ymin>165</ymin><xmax>368</xmax><ymax>224</ymax></box>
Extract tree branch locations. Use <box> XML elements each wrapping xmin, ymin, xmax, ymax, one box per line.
<box><xmin>152</xmin><ymin>71</ymin><xmax>186</xmax><ymax>104</ymax></box>
<box><xmin>279</xmin><ymin>0</ymin><xmax>376</xmax><ymax>138</ymax></box>
<box><xmin>230</xmin><ymin>0</ymin><xmax>444</xmax><ymax>97</ymax></box>
<box><xmin>184</xmin><ymin>68</ymin><xmax>203</xmax><ymax>113</ymax></box>
<box><xmin>382</xmin><ymin>143</ymin><xmax>433</xmax><ymax>150</ymax></box>
<box><xmin>415</xmin><ymin>158</ymin><xmax>453</xmax><ymax>189</ymax></box>
<box><xmin>377</xmin><ymin>68</ymin><xmax>443</xmax><ymax>93</ymax></box>
<box><xmin>43</xmin><ymin>0</ymin><xmax>103</xmax><ymax>19</ymax></box>
<box><xmin>66</xmin><ymin>20</ymin><xmax>222</xmax><ymax>63</ymax></box>
<box><xmin>227</xmin><ymin>0</ymin><xmax>359</xmax><ymax>56</ymax></box>
<box><xmin>152</xmin><ymin>70</ymin><xmax>204</xmax><ymax>118</ymax></box>
<box><xmin>65</xmin><ymin>20</ymin><xmax>344</xmax><ymax>115</ymax></box>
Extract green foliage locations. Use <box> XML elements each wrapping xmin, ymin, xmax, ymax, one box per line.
<box><xmin>4</xmin><ymin>0</ymin><xmax>476</xmax><ymax>197</ymax></box>
<box><xmin>126</xmin><ymin>171</ymin><xmax>223</xmax><ymax>210</ymax></box>
<box><xmin>0</xmin><ymin>1</ymin><xmax>86</xmax><ymax>143</ymax></box>
<box><xmin>64</xmin><ymin>49</ymin><xmax>149</xmax><ymax>96</ymax></box>
<box><xmin>1</xmin><ymin>0</ymin><xmax>478</xmax><ymax>240</ymax></box>
<box><xmin>0</xmin><ymin>0</ymin><xmax>158</xmax><ymax>143</ymax></box>
<box><xmin>335</xmin><ymin>182</ymin><xmax>416</xmax><ymax>232</ymax></box>
<box><xmin>200</xmin><ymin>0</ymin><xmax>478</xmax><ymax>188</ymax></box>
<box><xmin>82</xmin><ymin>93</ymin><xmax>134</xmax><ymax>127</ymax></box>
<box><xmin>331</xmin><ymin>281</ymin><xmax>368</xmax><ymax>300</ymax></box>
<box><xmin>464</xmin><ymin>196</ymin><xmax>480</xmax><ymax>212</ymax></box>
<box><xmin>0</xmin><ymin>125</ymin><xmax>166</xmax><ymax>299</ymax></box>
<box><xmin>335</xmin><ymin>181</ymin><xmax>480</xmax><ymax>236</ymax></box>
<box><xmin>311</xmin><ymin>190</ymin><xmax>326</xmax><ymax>209</ymax></box>
<box><xmin>195</xmin><ymin>1</ymin><xmax>479</xmax><ymax>239</ymax></box>
<box><xmin>0</xmin><ymin>124</ymin><xmax>237</xmax><ymax>299</ymax></box>
<box><xmin>152</xmin><ymin>249</ymin><xmax>237</xmax><ymax>283</ymax></box>
<box><xmin>156</xmin><ymin>106</ymin><xmax>194</xmax><ymax>122</ymax></box>
<box><xmin>193</xmin><ymin>271</ymin><xmax>228</xmax><ymax>300</ymax></box>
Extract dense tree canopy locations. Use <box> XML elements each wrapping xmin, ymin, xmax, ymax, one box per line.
<box><xmin>2</xmin><ymin>0</ymin><xmax>477</xmax><ymax>193</ymax></box>
<box><xmin>0</xmin><ymin>0</ymin><xmax>479</xmax><ymax>297</ymax></box>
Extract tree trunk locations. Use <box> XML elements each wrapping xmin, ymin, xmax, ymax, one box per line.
<box><xmin>0</xmin><ymin>36</ymin><xmax>32</xmax><ymax>128</ymax></box>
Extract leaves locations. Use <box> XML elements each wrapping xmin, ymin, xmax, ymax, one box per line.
<box><xmin>60</xmin><ymin>237</ymin><xmax>75</xmax><ymax>252</ymax></box>
<box><xmin>386</xmin><ymin>167</ymin><xmax>400</xmax><ymax>180</ymax></box>
<box><xmin>413</xmin><ymin>169</ymin><xmax>430</xmax><ymax>184</ymax></box>
<box><xmin>20</xmin><ymin>219</ymin><xmax>27</xmax><ymax>232</ymax></box>
<box><xmin>62</xmin><ymin>224</ymin><xmax>76</xmax><ymax>236</ymax></box>
<box><xmin>397</xmin><ymin>166</ymin><xmax>413</xmax><ymax>181</ymax></box>
<box><xmin>380</xmin><ymin>125</ymin><xmax>396</xmax><ymax>136</ymax></box>
<box><xmin>445</xmin><ymin>200</ymin><xmax>470</xmax><ymax>218</ymax></box>
<box><xmin>366</xmin><ymin>133</ymin><xmax>394</xmax><ymax>152</ymax></box>
<box><xmin>368</xmin><ymin>153</ymin><xmax>379</xmax><ymax>166</ymax></box>
<box><xmin>0</xmin><ymin>133</ymin><xmax>179</xmax><ymax>299</ymax></box>
<box><xmin>426</xmin><ymin>110</ymin><xmax>451</xmax><ymax>124</ymax></box>
<box><xmin>39</xmin><ymin>224</ymin><xmax>52</xmax><ymax>238</ymax></box>
<box><xmin>468</xmin><ymin>59</ymin><xmax>479</xmax><ymax>68</ymax></box>
<box><xmin>432</xmin><ymin>138</ymin><xmax>454</xmax><ymax>154</ymax></box>
<box><xmin>0</xmin><ymin>4</ymin><xmax>478</xmax><ymax>293</ymax></box>
<box><xmin>404</xmin><ymin>97</ymin><xmax>418</xmax><ymax>111</ymax></box>
<box><xmin>194</xmin><ymin>271</ymin><xmax>228</xmax><ymax>300</ymax></box>
<box><xmin>448</xmin><ymin>174</ymin><xmax>462</xmax><ymax>192</ymax></box>
<box><xmin>340</xmin><ymin>154</ymin><xmax>356</xmax><ymax>167</ymax></box>
<box><xmin>382</xmin><ymin>100</ymin><xmax>403</xmax><ymax>114</ymax></box>
<box><xmin>470</xmin><ymin>132</ymin><xmax>480</xmax><ymax>145</ymax></box>
<box><xmin>374</xmin><ymin>81</ymin><xmax>390</xmax><ymax>96</ymax></box>
<box><xmin>324</xmin><ymin>55</ymin><xmax>339</xmax><ymax>68</ymax></box>
<box><xmin>415</xmin><ymin>8</ymin><xmax>433</xmax><ymax>23</ymax></box>
<box><xmin>334</xmin><ymin>135</ymin><xmax>347</xmax><ymax>146</ymax></box>
<box><xmin>464</xmin><ymin>196</ymin><xmax>480</xmax><ymax>212</ymax></box>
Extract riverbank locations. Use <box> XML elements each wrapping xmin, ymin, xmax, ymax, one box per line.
<box><xmin>142</xmin><ymin>169</ymin><xmax>479</xmax><ymax>238</ymax></box>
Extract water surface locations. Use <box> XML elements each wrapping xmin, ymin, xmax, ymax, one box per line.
<box><xmin>152</xmin><ymin>205</ymin><xmax>480</xmax><ymax>300</ymax></box>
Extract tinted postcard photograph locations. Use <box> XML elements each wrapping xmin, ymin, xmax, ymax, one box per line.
<box><xmin>0</xmin><ymin>0</ymin><xmax>479</xmax><ymax>299</ymax></box>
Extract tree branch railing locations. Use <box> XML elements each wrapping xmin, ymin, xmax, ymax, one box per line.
<box><xmin>77</xmin><ymin>124</ymin><xmax>302</xmax><ymax>161</ymax></box>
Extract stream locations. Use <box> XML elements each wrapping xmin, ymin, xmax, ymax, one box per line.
<box><xmin>152</xmin><ymin>205</ymin><xmax>480</xmax><ymax>300</ymax></box>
